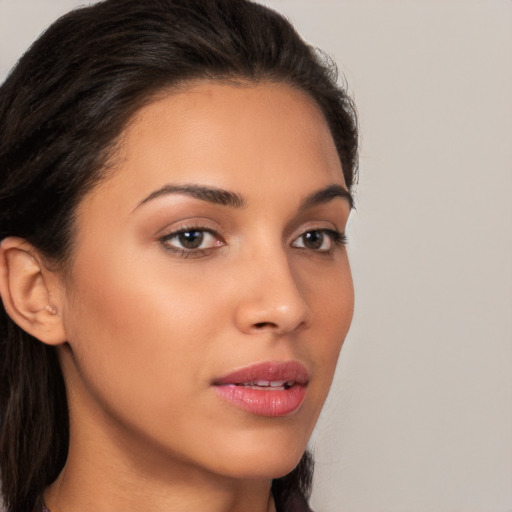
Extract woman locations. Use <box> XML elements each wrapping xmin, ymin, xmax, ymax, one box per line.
<box><xmin>0</xmin><ymin>1</ymin><xmax>358</xmax><ymax>511</ymax></box>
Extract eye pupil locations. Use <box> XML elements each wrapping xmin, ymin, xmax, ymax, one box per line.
<box><xmin>303</xmin><ymin>231</ymin><xmax>323</xmax><ymax>250</ymax></box>
<box><xmin>178</xmin><ymin>230</ymin><xmax>204</xmax><ymax>249</ymax></box>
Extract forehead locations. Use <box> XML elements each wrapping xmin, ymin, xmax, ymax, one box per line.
<box><xmin>80</xmin><ymin>81</ymin><xmax>346</xmax><ymax>214</ymax></box>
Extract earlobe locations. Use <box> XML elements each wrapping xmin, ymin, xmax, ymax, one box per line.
<box><xmin>0</xmin><ymin>236</ymin><xmax>67</xmax><ymax>345</ymax></box>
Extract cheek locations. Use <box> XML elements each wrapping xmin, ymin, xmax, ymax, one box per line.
<box><xmin>302</xmin><ymin>256</ymin><xmax>353</xmax><ymax>395</ymax></box>
<box><xmin>61</xmin><ymin>246</ymin><xmax>218</xmax><ymax>417</ymax></box>
<box><xmin>303</xmin><ymin>249</ymin><xmax>354</xmax><ymax>326</ymax></box>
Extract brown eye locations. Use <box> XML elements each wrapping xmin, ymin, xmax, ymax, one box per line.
<box><xmin>292</xmin><ymin>229</ymin><xmax>344</xmax><ymax>252</ymax></box>
<box><xmin>160</xmin><ymin>228</ymin><xmax>224</xmax><ymax>254</ymax></box>
<box><xmin>302</xmin><ymin>231</ymin><xmax>325</xmax><ymax>250</ymax></box>
<box><xmin>178</xmin><ymin>230</ymin><xmax>204</xmax><ymax>249</ymax></box>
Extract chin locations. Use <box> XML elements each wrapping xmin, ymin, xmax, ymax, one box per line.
<box><xmin>204</xmin><ymin>427</ymin><xmax>309</xmax><ymax>481</ymax></box>
<box><xmin>220</xmin><ymin>454</ymin><xmax>305</xmax><ymax>481</ymax></box>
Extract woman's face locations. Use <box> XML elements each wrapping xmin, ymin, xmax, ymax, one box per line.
<box><xmin>57</xmin><ymin>81</ymin><xmax>353</xmax><ymax>481</ymax></box>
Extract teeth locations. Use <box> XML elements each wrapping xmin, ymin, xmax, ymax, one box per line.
<box><xmin>237</xmin><ymin>380</ymin><xmax>295</xmax><ymax>388</ymax></box>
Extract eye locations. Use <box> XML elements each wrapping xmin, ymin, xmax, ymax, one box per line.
<box><xmin>159</xmin><ymin>227</ymin><xmax>224</xmax><ymax>257</ymax></box>
<box><xmin>291</xmin><ymin>229</ymin><xmax>346</xmax><ymax>252</ymax></box>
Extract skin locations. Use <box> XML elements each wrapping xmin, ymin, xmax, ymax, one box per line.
<box><xmin>39</xmin><ymin>81</ymin><xmax>354</xmax><ymax>512</ymax></box>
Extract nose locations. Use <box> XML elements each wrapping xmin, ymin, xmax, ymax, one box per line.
<box><xmin>233</xmin><ymin>250</ymin><xmax>312</xmax><ymax>336</ymax></box>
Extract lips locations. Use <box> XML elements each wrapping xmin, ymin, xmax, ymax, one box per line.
<box><xmin>212</xmin><ymin>361</ymin><xmax>309</xmax><ymax>417</ymax></box>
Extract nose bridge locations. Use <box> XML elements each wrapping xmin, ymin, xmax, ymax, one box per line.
<box><xmin>234</xmin><ymin>240</ymin><xmax>312</xmax><ymax>335</ymax></box>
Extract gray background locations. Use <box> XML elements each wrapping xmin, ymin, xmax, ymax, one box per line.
<box><xmin>1</xmin><ymin>1</ymin><xmax>511</xmax><ymax>511</ymax></box>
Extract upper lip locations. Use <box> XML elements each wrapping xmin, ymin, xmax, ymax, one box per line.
<box><xmin>213</xmin><ymin>361</ymin><xmax>309</xmax><ymax>386</ymax></box>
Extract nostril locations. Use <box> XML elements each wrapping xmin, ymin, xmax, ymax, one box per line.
<box><xmin>254</xmin><ymin>322</ymin><xmax>277</xmax><ymax>329</ymax></box>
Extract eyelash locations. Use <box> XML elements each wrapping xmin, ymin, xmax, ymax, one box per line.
<box><xmin>292</xmin><ymin>229</ymin><xmax>347</xmax><ymax>253</ymax></box>
<box><xmin>159</xmin><ymin>226</ymin><xmax>224</xmax><ymax>259</ymax></box>
<box><xmin>158</xmin><ymin>226</ymin><xmax>347</xmax><ymax>258</ymax></box>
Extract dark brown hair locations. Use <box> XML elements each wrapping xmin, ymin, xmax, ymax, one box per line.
<box><xmin>0</xmin><ymin>1</ymin><xmax>358</xmax><ymax>511</ymax></box>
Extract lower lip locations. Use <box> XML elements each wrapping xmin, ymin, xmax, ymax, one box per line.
<box><xmin>213</xmin><ymin>384</ymin><xmax>307</xmax><ymax>417</ymax></box>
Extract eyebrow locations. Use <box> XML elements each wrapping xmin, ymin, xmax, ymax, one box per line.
<box><xmin>135</xmin><ymin>182</ymin><xmax>353</xmax><ymax>211</ymax></box>
<box><xmin>300</xmin><ymin>184</ymin><xmax>354</xmax><ymax>211</ymax></box>
<box><xmin>135</xmin><ymin>184</ymin><xmax>246</xmax><ymax>210</ymax></box>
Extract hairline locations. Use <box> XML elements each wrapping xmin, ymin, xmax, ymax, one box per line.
<box><xmin>58</xmin><ymin>75</ymin><xmax>349</xmax><ymax>273</ymax></box>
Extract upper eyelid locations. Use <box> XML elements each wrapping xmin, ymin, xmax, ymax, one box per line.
<box><xmin>158</xmin><ymin>226</ymin><xmax>224</xmax><ymax>246</ymax></box>
<box><xmin>155</xmin><ymin>218</ymin><xmax>224</xmax><ymax>238</ymax></box>
<box><xmin>287</xmin><ymin>220</ymin><xmax>342</xmax><ymax>240</ymax></box>
<box><xmin>292</xmin><ymin>228</ymin><xmax>345</xmax><ymax>243</ymax></box>
<box><xmin>155</xmin><ymin>219</ymin><xmax>345</xmax><ymax>242</ymax></box>
<box><xmin>161</xmin><ymin>226</ymin><xmax>217</xmax><ymax>237</ymax></box>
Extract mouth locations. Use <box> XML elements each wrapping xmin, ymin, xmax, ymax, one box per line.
<box><xmin>212</xmin><ymin>361</ymin><xmax>309</xmax><ymax>417</ymax></box>
<box><xmin>232</xmin><ymin>379</ymin><xmax>295</xmax><ymax>390</ymax></box>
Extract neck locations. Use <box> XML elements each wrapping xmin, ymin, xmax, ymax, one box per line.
<box><xmin>45</xmin><ymin>480</ymin><xmax>275</xmax><ymax>512</ymax></box>
<box><xmin>44</xmin><ymin>450</ymin><xmax>276</xmax><ymax>512</ymax></box>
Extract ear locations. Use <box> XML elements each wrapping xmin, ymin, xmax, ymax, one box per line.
<box><xmin>0</xmin><ymin>236</ymin><xmax>67</xmax><ymax>345</ymax></box>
